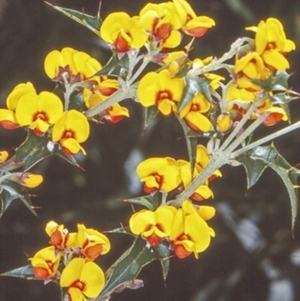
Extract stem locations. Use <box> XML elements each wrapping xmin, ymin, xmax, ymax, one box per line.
<box><xmin>187</xmin><ymin>37</ymin><xmax>251</xmax><ymax>77</ymax></box>
<box><xmin>231</xmin><ymin>120</ymin><xmax>300</xmax><ymax>158</ymax></box>
<box><xmin>172</xmin><ymin>157</ymin><xmax>225</xmax><ymax>207</ymax></box>
<box><xmin>218</xmin><ymin>102</ymin><xmax>257</xmax><ymax>152</ymax></box>
<box><xmin>85</xmin><ymin>85</ymin><xmax>136</xmax><ymax>118</ymax></box>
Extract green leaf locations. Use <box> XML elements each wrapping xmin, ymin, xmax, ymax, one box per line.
<box><xmin>94</xmin><ymin>53</ymin><xmax>129</xmax><ymax>79</ymax></box>
<box><xmin>45</xmin><ymin>2</ymin><xmax>102</xmax><ymax>36</ymax></box>
<box><xmin>178</xmin><ymin>77</ymin><xmax>212</xmax><ymax>112</ymax></box>
<box><xmin>122</xmin><ymin>193</ymin><xmax>162</xmax><ymax>210</ymax></box>
<box><xmin>15</xmin><ymin>130</ymin><xmax>80</xmax><ymax>170</ymax></box>
<box><xmin>272</xmin><ymin>71</ymin><xmax>290</xmax><ymax>91</ymax></box>
<box><xmin>1</xmin><ymin>264</ymin><xmax>37</xmax><ymax>280</ymax></box>
<box><xmin>144</xmin><ymin>106</ymin><xmax>159</xmax><ymax>129</ymax></box>
<box><xmin>0</xmin><ymin>180</ymin><xmax>37</xmax><ymax>218</ymax></box>
<box><xmin>235</xmin><ymin>144</ymin><xmax>300</xmax><ymax>229</ymax></box>
<box><xmin>68</xmin><ymin>91</ymin><xmax>85</xmax><ymax>111</ymax></box>
<box><xmin>96</xmin><ymin>237</ymin><xmax>172</xmax><ymax>300</ymax></box>
<box><xmin>177</xmin><ymin>116</ymin><xmax>198</xmax><ymax>173</ymax></box>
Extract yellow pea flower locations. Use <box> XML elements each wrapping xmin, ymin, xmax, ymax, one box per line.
<box><xmin>0</xmin><ymin>150</ymin><xmax>9</xmax><ymax>163</ymax></box>
<box><xmin>0</xmin><ymin>82</ymin><xmax>36</xmax><ymax>130</ymax></box>
<box><xmin>45</xmin><ymin>221</ymin><xmax>69</xmax><ymax>250</ymax></box>
<box><xmin>9</xmin><ymin>172</ymin><xmax>44</xmax><ymax>188</ymax></box>
<box><xmin>129</xmin><ymin>206</ymin><xmax>177</xmax><ymax>247</ymax></box>
<box><xmin>136</xmin><ymin>157</ymin><xmax>181</xmax><ymax>193</ymax></box>
<box><xmin>30</xmin><ymin>246</ymin><xmax>61</xmax><ymax>280</ymax></box>
<box><xmin>67</xmin><ymin>224</ymin><xmax>111</xmax><ymax>260</ymax></box>
<box><xmin>256</xmin><ymin>98</ymin><xmax>288</xmax><ymax>126</ymax></box>
<box><xmin>235</xmin><ymin>52</ymin><xmax>270</xmax><ymax>91</ymax></box>
<box><xmin>246</xmin><ymin>18</ymin><xmax>296</xmax><ymax>71</ymax></box>
<box><xmin>100</xmin><ymin>12</ymin><xmax>148</xmax><ymax>52</ymax></box>
<box><xmin>170</xmin><ymin>200</ymin><xmax>215</xmax><ymax>259</ymax></box>
<box><xmin>44</xmin><ymin>47</ymin><xmax>102</xmax><ymax>82</ymax></box>
<box><xmin>139</xmin><ymin>2</ymin><xmax>182</xmax><ymax>48</ymax></box>
<box><xmin>195</xmin><ymin>144</ymin><xmax>222</xmax><ymax>181</ymax></box>
<box><xmin>177</xmin><ymin>159</ymin><xmax>214</xmax><ymax>201</ymax></box>
<box><xmin>60</xmin><ymin>258</ymin><xmax>105</xmax><ymax>300</ymax></box>
<box><xmin>179</xmin><ymin>92</ymin><xmax>213</xmax><ymax>132</ymax></box>
<box><xmin>173</xmin><ymin>0</ymin><xmax>215</xmax><ymax>37</ymax></box>
<box><xmin>137</xmin><ymin>69</ymin><xmax>184</xmax><ymax>116</ymax></box>
<box><xmin>15</xmin><ymin>91</ymin><xmax>63</xmax><ymax>136</ymax></box>
<box><xmin>52</xmin><ymin>110</ymin><xmax>90</xmax><ymax>156</ymax></box>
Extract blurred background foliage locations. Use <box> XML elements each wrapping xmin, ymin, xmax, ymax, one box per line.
<box><xmin>0</xmin><ymin>0</ymin><xmax>300</xmax><ymax>300</ymax></box>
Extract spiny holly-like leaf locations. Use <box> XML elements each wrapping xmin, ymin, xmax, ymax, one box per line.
<box><xmin>1</xmin><ymin>264</ymin><xmax>37</xmax><ymax>280</ymax></box>
<box><xmin>94</xmin><ymin>53</ymin><xmax>129</xmax><ymax>79</ymax></box>
<box><xmin>145</xmin><ymin>106</ymin><xmax>159</xmax><ymax>129</ymax></box>
<box><xmin>177</xmin><ymin>116</ymin><xmax>198</xmax><ymax>173</ymax></box>
<box><xmin>15</xmin><ymin>130</ymin><xmax>80</xmax><ymax>171</ymax></box>
<box><xmin>45</xmin><ymin>2</ymin><xmax>102</xmax><ymax>36</ymax></box>
<box><xmin>160</xmin><ymin>257</ymin><xmax>170</xmax><ymax>282</ymax></box>
<box><xmin>0</xmin><ymin>181</ymin><xmax>34</xmax><ymax>216</ymax></box>
<box><xmin>178</xmin><ymin>77</ymin><xmax>212</xmax><ymax>112</ymax></box>
<box><xmin>272</xmin><ymin>71</ymin><xmax>290</xmax><ymax>91</ymax></box>
<box><xmin>122</xmin><ymin>193</ymin><xmax>162</xmax><ymax>210</ymax></box>
<box><xmin>68</xmin><ymin>91</ymin><xmax>85</xmax><ymax>111</ymax></box>
<box><xmin>235</xmin><ymin>144</ymin><xmax>300</xmax><ymax>229</ymax></box>
<box><xmin>0</xmin><ymin>179</ymin><xmax>37</xmax><ymax>218</ymax></box>
<box><xmin>96</xmin><ymin>237</ymin><xmax>172</xmax><ymax>300</ymax></box>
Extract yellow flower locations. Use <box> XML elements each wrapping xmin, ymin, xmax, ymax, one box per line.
<box><xmin>196</xmin><ymin>144</ymin><xmax>222</xmax><ymax>181</ymax></box>
<box><xmin>136</xmin><ymin>157</ymin><xmax>181</xmax><ymax>193</ymax></box>
<box><xmin>100</xmin><ymin>12</ymin><xmax>148</xmax><ymax>52</ymax></box>
<box><xmin>67</xmin><ymin>224</ymin><xmax>111</xmax><ymax>260</ymax></box>
<box><xmin>45</xmin><ymin>221</ymin><xmax>68</xmax><ymax>250</ymax></box>
<box><xmin>30</xmin><ymin>246</ymin><xmax>61</xmax><ymax>280</ymax></box>
<box><xmin>129</xmin><ymin>206</ymin><xmax>177</xmax><ymax>246</ymax></box>
<box><xmin>179</xmin><ymin>93</ymin><xmax>213</xmax><ymax>132</ymax></box>
<box><xmin>235</xmin><ymin>52</ymin><xmax>270</xmax><ymax>91</ymax></box>
<box><xmin>44</xmin><ymin>47</ymin><xmax>102</xmax><ymax>82</ymax></box>
<box><xmin>84</xmin><ymin>79</ymin><xmax>129</xmax><ymax>124</ymax></box>
<box><xmin>170</xmin><ymin>200</ymin><xmax>215</xmax><ymax>258</ymax></box>
<box><xmin>19</xmin><ymin>173</ymin><xmax>43</xmax><ymax>188</ymax></box>
<box><xmin>173</xmin><ymin>0</ymin><xmax>215</xmax><ymax>37</ymax></box>
<box><xmin>246</xmin><ymin>18</ymin><xmax>296</xmax><ymax>70</ymax></box>
<box><xmin>177</xmin><ymin>159</ymin><xmax>214</xmax><ymax>201</ymax></box>
<box><xmin>15</xmin><ymin>91</ymin><xmax>63</xmax><ymax>136</ymax></box>
<box><xmin>0</xmin><ymin>82</ymin><xmax>36</xmax><ymax>129</ymax></box>
<box><xmin>52</xmin><ymin>110</ymin><xmax>90</xmax><ymax>156</ymax></box>
<box><xmin>256</xmin><ymin>98</ymin><xmax>288</xmax><ymax>126</ymax></box>
<box><xmin>137</xmin><ymin>69</ymin><xmax>184</xmax><ymax>116</ymax></box>
<box><xmin>60</xmin><ymin>258</ymin><xmax>105</xmax><ymax>300</ymax></box>
<box><xmin>139</xmin><ymin>2</ymin><xmax>182</xmax><ymax>48</ymax></box>
<box><xmin>0</xmin><ymin>151</ymin><xmax>8</xmax><ymax>163</ymax></box>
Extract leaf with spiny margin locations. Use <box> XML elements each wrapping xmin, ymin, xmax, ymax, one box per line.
<box><xmin>0</xmin><ymin>180</ymin><xmax>36</xmax><ymax>219</ymax></box>
<box><xmin>94</xmin><ymin>53</ymin><xmax>129</xmax><ymax>79</ymax></box>
<box><xmin>15</xmin><ymin>130</ymin><xmax>79</xmax><ymax>171</ymax></box>
<box><xmin>177</xmin><ymin>116</ymin><xmax>198</xmax><ymax>174</ymax></box>
<box><xmin>235</xmin><ymin>144</ymin><xmax>300</xmax><ymax>229</ymax></box>
<box><xmin>122</xmin><ymin>193</ymin><xmax>162</xmax><ymax>210</ymax></box>
<box><xmin>144</xmin><ymin>106</ymin><xmax>159</xmax><ymax>129</ymax></box>
<box><xmin>96</xmin><ymin>237</ymin><xmax>172</xmax><ymax>300</ymax></box>
<box><xmin>178</xmin><ymin>77</ymin><xmax>212</xmax><ymax>112</ymax></box>
<box><xmin>45</xmin><ymin>2</ymin><xmax>102</xmax><ymax>36</ymax></box>
<box><xmin>1</xmin><ymin>265</ymin><xmax>37</xmax><ymax>280</ymax></box>
<box><xmin>68</xmin><ymin>91</ymin><xmax>85</xmax><ymax>111</ymax></box>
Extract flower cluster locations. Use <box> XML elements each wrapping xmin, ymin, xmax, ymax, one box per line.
<box><xmin>136</xmin><ymin>144</ymin><xmax>221</xmax><ymax>201</ymax></box>
<box><xmin>30</xmin><ymin>221</ymin><xmax>110</xmax><ymax>301</ymax></box>
<box><xmin>100</xmin><ymin>0</ymin><xmax>215</xmax><ymax>52</ymax></box>
<box><xmin>129</xmin><ymin>200</ymin><xmax>215</xmax><ymax>258</ymax></box>
<box><xmin>228</xmin><ymin>17</ymin><xmax>296</xmax><ymax>127</ymax></box>
<box><xmin>0</xmin><ymin>47</ymin><xmax>129</xmax><ymax>157</ymax></box>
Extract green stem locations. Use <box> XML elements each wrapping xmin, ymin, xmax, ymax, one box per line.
<box><xmin>188</xmin><ymin>37</ymin><xmax>252</xmax><ymax>77</ymax></box>
<box><xmin>85</xmin><ymin>85</ymin><xmax>137</xmax><ymax>118</ymax></box>
<box><xmin>231</xmin><ymin>120</ymin><xmax>300</xmax><ymax>158</ymax></box>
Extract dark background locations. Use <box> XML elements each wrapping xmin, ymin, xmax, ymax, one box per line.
<box><xmin>0</xmin><ymin>0</ymin><xmax>300</xmax><ymax>300</ymax></box>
